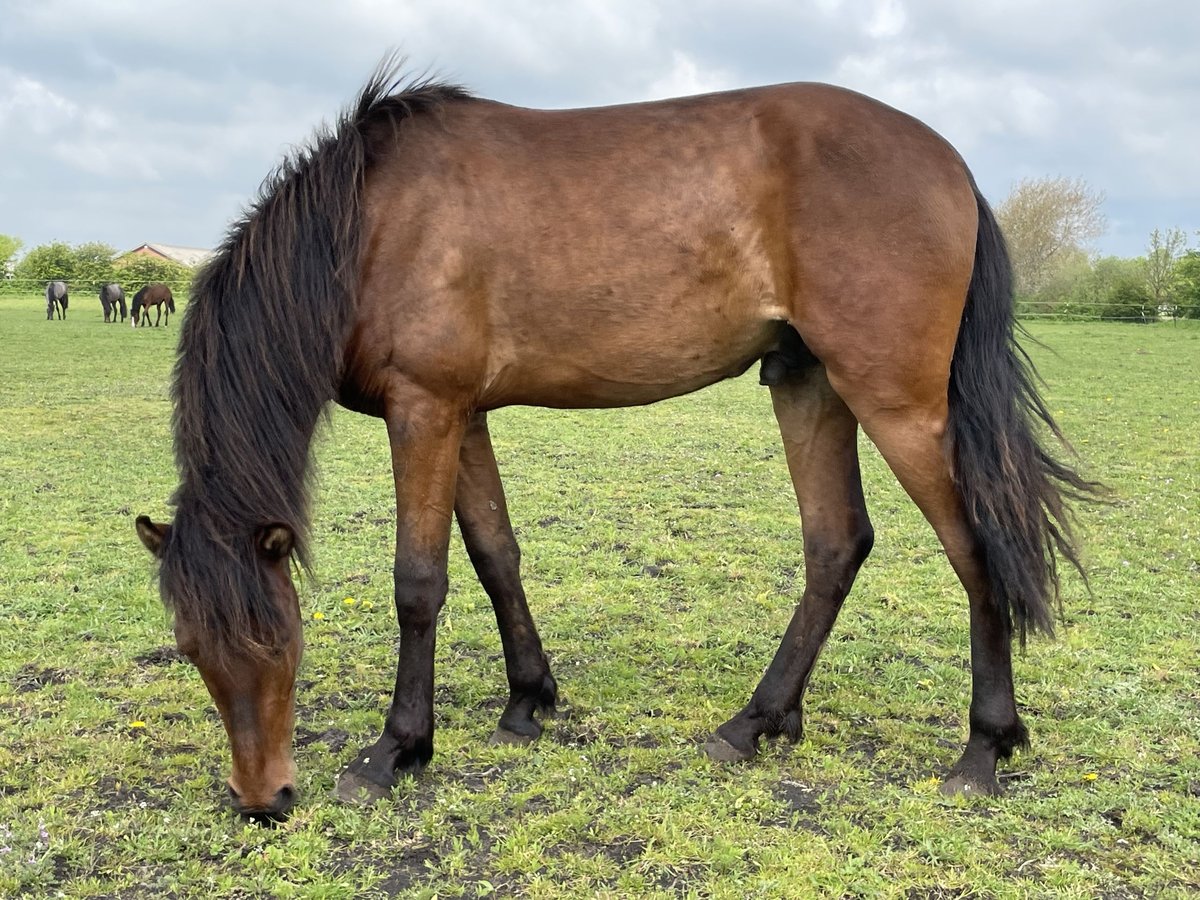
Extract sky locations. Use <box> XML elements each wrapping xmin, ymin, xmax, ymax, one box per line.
<box><xmin>1</xmin><ymin>0</ymin><xmax>1196</xmax><ymax>261</ymax></box>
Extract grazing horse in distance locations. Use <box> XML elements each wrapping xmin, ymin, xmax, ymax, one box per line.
<box><xmin>99</xmin><ymin>283</ymin><xmax>127</xmax><ymax>323</ymax></box>
<box><xmin>131</xmin><ymin>283</ymin><xmax>175</xmax><ymax>327</ymax></box>
<box><xmin>137</xmin><ymin>61</ymin><xmax>1098</xmax><ymax>822</ymax></box>
<box><xmin>46</xmin><ymin>281</ymin><xmax>68</xmax><ymax>320</ymax></box>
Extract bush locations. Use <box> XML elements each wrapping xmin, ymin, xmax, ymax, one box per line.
<box><xmin>115</xmin><ymin>255</ymin><xmax>192</xmax><ymax>293</ymax></box>
<box><xmin>1174</xmin><ymin>252</ymin><xmax>1200</xmax><ymax>319</ymax></box>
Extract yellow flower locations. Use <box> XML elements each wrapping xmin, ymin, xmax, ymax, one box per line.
<box><xmin>312</xmin><ymin>611</ymin><xmax>325</xmax><ymax>620</ymax></box>
<box><xmin>362</xmin><ymin>600</ymin><xmax>374</xmax><ymax>610</ymax></box>
<box><xmin>343</xmin><ymin>597</ymin><xmax>356</xmax><ymax>606</ymax></box>
<box><xmin>130</xmin><ymin>721</ymin><xmax>146</xmax><ymax>729</ymax></box>
<box><xmin>1083</xmin><ymin>772</ymin><xmax>1098</xmax><ymax>782</ymax></box>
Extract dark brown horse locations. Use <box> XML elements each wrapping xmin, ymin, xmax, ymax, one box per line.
<box><xmin>131</xmin><ymin>283</ymin><xmax>175</xmax><ymax>327</ymax></box>
<box><xmin>136</xmin><ymin>63</ymin><xmax>1096</xmax><ymax>821</ymax></box>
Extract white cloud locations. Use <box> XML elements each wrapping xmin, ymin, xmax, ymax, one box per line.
<box><xmin>0</xmin><ymin>0</ymin><xmax>1197</xmax><ymax>256</ymax></box>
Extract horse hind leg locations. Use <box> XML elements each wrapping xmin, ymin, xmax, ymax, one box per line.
<box><xmin>454</xmin><ymin>412</ymin><xmax>557</xmax><ymax>745</ymax></box>
<box><xmin>844</xmin><ymin>386</ymin><xmax>1025</xmax><ymax>795</ymax></box>
<box><xmin>705</xmin><ymin>348</ymin><xmax>873</xmax><ymax>761</ymax></box>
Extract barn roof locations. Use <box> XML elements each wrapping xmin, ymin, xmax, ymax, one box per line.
<box><xmin>122</xmin><ymin>243</ymin><xmax>214</xmax><ymax>268</ymax></box>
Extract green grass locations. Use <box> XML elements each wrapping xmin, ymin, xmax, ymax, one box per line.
<box><xmin>1</xmin><ymin>292</ymin><xmax>1197</xmax><ymax>898</ymax></box>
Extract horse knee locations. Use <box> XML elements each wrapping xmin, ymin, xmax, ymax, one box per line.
<box><xmin>805</xmin><ymin>517</ymin><xmax>874</xmax><ymax>585</ymax></box>
<box><xmin>392</xmin><ymin>564</ymin><xmax>448</xmax><ymax>628</ymax></box>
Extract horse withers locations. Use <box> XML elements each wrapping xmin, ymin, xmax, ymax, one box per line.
<box><xmin>131</xmin><ymin>283</ymin><xmax>175</xmax><ymax>327</ymax></box>
<box><xmin>137</xmin><ymin>63</ymin><xmax>1097</xmax><ymax>821</ymax></box>
<box><xmin>99</xmin><ymin>283</ymin><xmax>127</xmax><ymax>323</ymax></box>
<box><xmin>46</xmin><ymin>281</ymin><xmax>68</xmax><ymax>320</ymax></box>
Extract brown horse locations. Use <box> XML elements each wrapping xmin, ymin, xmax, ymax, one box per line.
<box><xmin>136</xmin><ymin>63</ymin><xmax>1096</xmax><ymax>821</ymax></box>
<box><xmin>131</xmin><ymin>283</ymin><xmax>175</xmax><ymax>327</ymax></box>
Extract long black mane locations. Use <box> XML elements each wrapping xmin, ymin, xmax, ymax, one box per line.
<box><xmin>156</xmin><ymin>61</ymin><xmax>473</xmax><ymax>652</ymax></box>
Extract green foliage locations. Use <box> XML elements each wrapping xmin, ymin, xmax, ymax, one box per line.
<box><xmin>1</xmin><ymin>296</ymin><xmax>1197</xmax><ymax>897</ymax></box>
<box><xmin>1016</xmin><ymin>248</ymin><xmax>1092</xmax><ymax>318</ymax></box>
<box><xmin>6</xmin><ymin>243</ymin><xmax>193</xmax><ymax>298</ymax></box>
<box><xmin>1175</xmin><ymin>251</ymin><xmax>1200</xmax><ymax>319</ymax></box>
<box><xmin>71</xmin><ymin>242</ymin><xmax>119</xmax><ymax>289</ymax></box>
<box><xmin>1055</xmin><ymin>256</ymin><xmax>1157</xmax><ymax>322</ymax></box>
<box><xmin>116</xmin><ymin>254</ymin><xmax>193</xmax><ymax>292</ymax></box>
<box><xmin>0</xmin><ymin>233</ymin><xmax>22</xmax><ymax>275</ymax></box>
<box><xmin>13</xmin><ymin>240</ymin><xmax>76</xmax><ymax>285</ymax></box>
<box><xmin>9</xmin><ymin>241</ymin><xmax>123</xmax><ymax>294</ymax></box>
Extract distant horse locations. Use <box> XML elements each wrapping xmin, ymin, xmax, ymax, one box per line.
<box><xmin>137</xmin><ymin>62</ymin><xmax>1098</xmax><ymax>822</ymax></box>
<box><xmin>99</xmin><ymin>283</ymin><xmax>127</xmax><ymax>323</ymax></box>
<box><xmin>45</xmin><ymin>281</ymin><xmax>68</xmax><ymax>320</ymax></box>
<box><xmin>131</xmin><ymin>283</ymin><xmax>175</xmax><ymax>327</ymax></box>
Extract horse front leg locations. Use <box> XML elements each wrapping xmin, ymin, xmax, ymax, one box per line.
<box><xmin>455</xmin><ymin>412</ymin><xmax>557</xmax><ymax>745</ymax></box>
<box><xmin>336</xmin><ymin>390</ymin><xmax>467</xmax><ymax>804</ymax></box>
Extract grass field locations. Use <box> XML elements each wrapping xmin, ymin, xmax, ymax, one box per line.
<box><xmin>1</xmin><ymin>291</ymin><xmax>1197</xmax><ymax>898</ymax></box>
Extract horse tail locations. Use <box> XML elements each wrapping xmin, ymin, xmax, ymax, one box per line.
<box><xmin>946</xmin><ymin>182</ymin><xmax>1100</xmax><ymax>643</ymax></box>
<box><xmin>168</xmin><ymin>293</ymin><xmax>176</xmax><ymax>313</ymax></box>
<box><xmin>118</xmin><ymin>292</ymin><xmax>127</xmax><ymax>319</ymax></box>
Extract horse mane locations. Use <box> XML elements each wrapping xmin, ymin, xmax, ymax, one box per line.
<box><xmin>157</xmin><ymin>59</ymin><xmax>473</xmax><ymax>653</ymax></box>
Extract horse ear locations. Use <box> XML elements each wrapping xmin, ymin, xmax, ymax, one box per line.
<box><xmin>257</xmin><ymin>524</ymin><xmax>295</xmax><ymax>561</ymax></box>
<box><xmin>136</xmin><ymin>516</ymin><xmax>171</xmax><ymax>558</ymax></box>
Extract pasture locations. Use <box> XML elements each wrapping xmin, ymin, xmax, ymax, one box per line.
<box><xmin>0</xmin><ymin>291</ymin><xmax>1197</xmax><ymax>897</ymax></box>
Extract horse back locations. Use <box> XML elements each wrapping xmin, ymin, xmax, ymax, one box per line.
<box><xmin>348</xmin><ymin>83</ymin><xmax>978</xmax><ymax>409</ymax></box>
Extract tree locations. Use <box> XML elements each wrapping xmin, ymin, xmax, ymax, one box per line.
<box><xmin>996</xmin><ymin>176</ymin><xmax>1107</xmax><ymax>297</ymax></box>
<box><xmin>71</xmin><ymin>242</ymin><xmax>119</xmax><ymax>291</ymax></box>
<box><xmin>115</xmin><ymin>254</ymin><xmax>192</xmax><ymax>292</ymax></box>
<box><xmin>1145</xmin><ymin>227</ymin><xmax>1188</xmax><ymax>318</ymax></box>
<box><xmin>1175</xmin><ymin>251</ymin><xmax>1200</xmax><ymax>319</ymax></box>
<box><xmin>0</xmin><ymin>234</ymin><xmax>22</xmax><ymax>276</ymax></box>
<box><xmin>1061</xmin><ymin>256</ymin><xmax>1155</xmax><ymax>322</ymax></box>
<box><xmin>14</xmin><ymin>241</ymin><xmax>76</xmax><ymax>284</ymax></box>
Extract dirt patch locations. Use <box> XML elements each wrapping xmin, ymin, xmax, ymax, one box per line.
<box><xmin>134</xmin><ymin>646</ymin><xmax>184</xmax><ymax>667</ymax></box>
<box><xmin>12</xmin><ymin>665</ymin><xmax>70</xmax><ymax>692</ymax></box>
<box><xmin>91</xmin><ymin>774</ymin><xmax>173</xmax><ymax>811</ymax></box>
<box><xmin>295</xmin><ymin>726</ymin><xmax>351</xmax><ymax>752</ymax></box>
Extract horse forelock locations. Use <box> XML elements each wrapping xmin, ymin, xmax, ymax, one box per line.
<box><xmin>164</xmin><ymin>57</ymin><xmax>472</xmax><ymax>652</ymax></box>
<box><xmin>158</xmin><ymin>496</ymin><xmax>291</xmax><ymax>656</ymax></box>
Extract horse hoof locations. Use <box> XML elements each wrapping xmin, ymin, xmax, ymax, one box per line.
<box><xmin>939</xmin><ymin>773</ymin><xmax>1000</xmax><ymax>797</ymax></box>
<box><xmin>332</xmin><ymin>769</ymin><xmax>394</xmax><ymax>806</ymax></box>
<box><xmin>701</xmin><ymin>735</ymin><xmax>756</xmax><ymax>763</ymax></box>
<box><xmin>489</xmin><ymin>726</ymin><xmax>536</xmax><ymax>747</ymax></box>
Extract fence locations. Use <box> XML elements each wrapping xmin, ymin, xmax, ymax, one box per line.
<box><xmin>0</xmin><ymin>278</ymin><xmax>192</xmax><ymax>298</ymax></box>
<box><xmin>3</xmin><ymin>277</ymin><xmax>1196</xmax><ymax>323</ymax></box>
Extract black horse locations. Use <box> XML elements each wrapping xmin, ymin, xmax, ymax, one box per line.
<box><xmin>131</xmin><ymin>283</ymin><xmax>175</xmax><ymax>327</ymax></box>
<box><xmin>46</xmin><ymin>281</ymin><xmax>68</xmax><ymax>320</ymax></box>
<box><xmin>99</xmin><ymin>283</ymin><xmax>127</xmax><ymax>323</ymax></box>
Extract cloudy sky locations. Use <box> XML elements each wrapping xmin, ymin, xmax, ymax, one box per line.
<box><xmin>1</xmin><ymin>0</ymin><xmax>1196</xmax><ymax>260</ymax></box>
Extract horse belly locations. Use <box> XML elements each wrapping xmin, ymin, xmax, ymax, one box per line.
<box><xmin>480</xmin><ymin>285</ymin><xmax>785</xmax><ymax>409</ymax></box>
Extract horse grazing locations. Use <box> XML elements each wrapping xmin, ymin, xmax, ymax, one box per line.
<box><xmin>99</xmin><ymin>283</ymin><xmax>127</xmax><ymax>323</ymax></box>
<box><xmin>46</xmin><ymin>281</ymin><xmax>68</xmax><ymax>320</ymax></box>
<box><xmin>131</xmin><ymin>283</ymin><xmax>175</xmax><ymax>327</ymax></box>
<box><xmin>136</xmin><ymin>63</ymin><xmax>1097</xmax><ymax>821</ymax></box>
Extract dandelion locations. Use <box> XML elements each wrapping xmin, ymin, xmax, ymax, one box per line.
<box><xmin>343</xmin><ymin>597</ymin><xmax>356</xmax><ymax>606</ymax></box>
<box><xmin>129</xmin><ymin>721</ymin><xmax>146</xmax><ymax>729</ymax></box>
<box><xmin>312</xmin><ymin>611</ymin><xmax>325</xmax><ymax>620</ymax></box>
<box><xmin>1083</xmin><ymin>772</ymin><xmax>1098</xmax><ymax>782</ymax></box>
<box><xmin>362</xmin><ymin>600</ymin><xmax>374</xmax><ymax>610</ymax></box>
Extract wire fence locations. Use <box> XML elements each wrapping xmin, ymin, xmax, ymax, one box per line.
<box><xmin>0</xmin><ymin>277</ymin><xmax>192</xmax><ymax>297</ymax></box>
<box><xmin>3</xmin><ymin>278</ymin><xmax>1198</xmax><ymax>323</ymax></box>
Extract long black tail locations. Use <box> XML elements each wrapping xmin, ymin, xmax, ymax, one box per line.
<box><xmin>947</xmin><ymin>183</ymin><xmax>1101</xmax><ymax>642</ymax></box>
